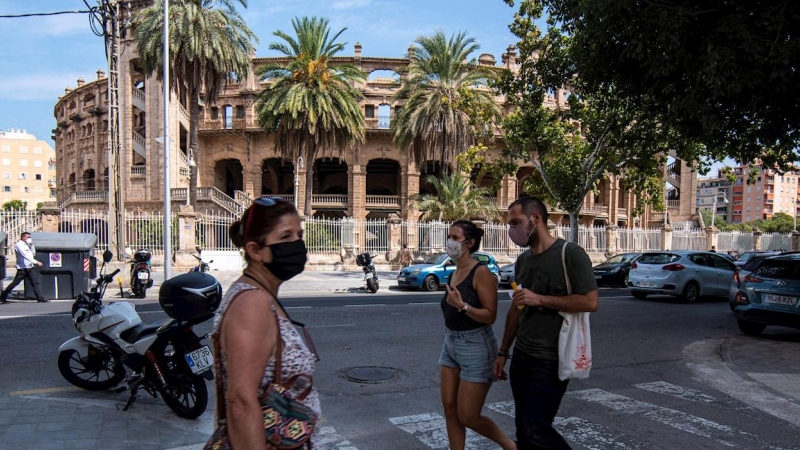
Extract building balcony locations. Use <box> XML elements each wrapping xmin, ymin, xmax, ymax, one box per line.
<box><xmin>131</xmin><ymin>165</ymin><xmax>146</xmax><ymax>176</ymax></box>
<box><xmin>311</xmin><ymin>194</ymin><xmax>348</xmax><ymax>207</ymax></box>
<box><xmin>366</xmin><ymin>195</ymin><xmax>401</xmax><ymax>208</ymax></box>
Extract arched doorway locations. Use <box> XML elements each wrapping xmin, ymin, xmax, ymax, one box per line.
<box><xmin>82</xmin><ymin>169</ymin><xmax>95</xmax><ymax>191</ymax></box>
<box><xmin>261</xmin><ymin>158</ymin><xmax>294</xmax><ymax>195</ymax></box>
<box><xmin>314</xmin><ymin>158</ymin><xmax>348</xmax><ymax>195</ymax></box>
<box><xmin>419</xmin><ymin>161</ymin><xmax>450</xmax><ymax>196</ymax></box>
<box><xmin>366</xmin><ymin>159</ymin><xmax>400</xmax><ymax>195</ymax></box>
<box><xmin>214</xmin><ymin>159</ymin><xmax>243</xmax><ymax>198</ymax></box>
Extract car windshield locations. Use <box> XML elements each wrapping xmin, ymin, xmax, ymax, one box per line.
<box><xmin>752</xmin><ymin>259</ymin><xmax>800</xmax><ymax>280</ymax></box>
<box><xmin>607</xmin><ymin>254</ymin><xmax>637</xmax><ymax>264</ymax></box>
<box><xmin>738</xmin><ymin>252</ymin><xmax>758</xmax><ymax>262</ymax></box>
<box><xmin>743</xmin><ymin>256</ymin><xmax>770</xmax><ymax>272</ymax></box>
<box><xmin>638</xmin><ymin>253</ymin><xmax>681</xmax><ymax>264</ymax></box>
<box><xmin>423</xmin><ymin>253</ymin><xmax>449</xmax><ymax>265</ymax></box>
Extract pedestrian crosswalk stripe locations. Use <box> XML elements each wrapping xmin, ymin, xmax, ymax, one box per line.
<box><xmin>634</xmin><ymin>381</ymin><xmax>717</xmax><ymax>404</ymax></box>
<box><xmin>569</xmin><ymin>388</ymin><xmax>756</xmax><ymax>447</ymax></box>
<box><xmin>389</xmin><ymin>413</ymin><xmax>487</xmax><ymax>449</ymax></box>
<box><xmin>318</xmin><ymin>426</ymin><xmax>359</xmax><ymax>450</ymax></box>
<box><xmin>487</xmin><ymin>402</ymin><xmax>653</xmax><ymax>450</ymax></box>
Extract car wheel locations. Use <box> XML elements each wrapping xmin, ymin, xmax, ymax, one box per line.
<box><xmin>681</xmin><ymin>282</ymin><xmax>700</xmax><ymax>303</ymax></box>
<box><xmin>729</xmin><ymin>302</ymin><xmax>737</xmax><ymax>312</ymax></box>
<box><xmin>737</xmin><ymin>320</ymin><xmax>766</xmax><ymax>336</ymax></box>
<box><xmin>631</xmin><ymin>291</ymin><xmax>648</xmax><ymax>300</ymax></box>
<box><xmin>422</xmin><ymin>275</ymin><xmax>438</xmax><ymax>292</ymax></box>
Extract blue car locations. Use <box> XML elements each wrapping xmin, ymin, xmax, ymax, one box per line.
<box><xmin>732</xmin><ymin>254</ymin><xmax>800</xmax><ymax>336</ymax></box>
<box><xmin>397</xmin><ymin>252</ymin><xmax>501</xmax><ymax>291</ymax></box>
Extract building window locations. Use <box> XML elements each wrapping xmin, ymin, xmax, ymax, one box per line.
<box><xmin>365</xmin><ymin>105</ymin><xmax>375</xmax><ymax>118</ymax></box>
<box><xmin>20</xmin><ymin>159</ymin><xmax>28</xmax><ymax>167</ymax></box>
<box><xmin>19</xmin><ymin>173</ymin><xmax>27</xmax><ymax>180</ymax></box>
<box><xmin>1</xmin><ymin>145</ymin><xmax>10</xmax><ymax>153</ymax></box>
<box><xmin>746</xmin><ymin>197</ymin><xmax>750</xmax><ymax>202</ymax></box>
<box><xmin>19</xmin><ymin>146</ymin><xmax>28</xmax><ymax>154</ymax></box>
<box><xmin>745</xmin><ymin>216</ymin><xmax>750</xmax><ymax>222</ymax></box>
<box><xmin>3</xmin><ymin>186</ymin><xmax>10</xmax><ymax>192</ymax></box>
<box><xmin>236</xmin><ymin>105</ymin><xmax>245</xmax><ymax>118</ymax></box>
<box><xmin>34</xmin><ymin>160</ymin><xmax>42</xmax><ymax>168</ymax></box>
<box><xmin>33</xmin><ymin>147</ymin><xmax>42</xmax><ymax>155</ymax></box>
<box><xmin>224</xmin><ymin>105</ymin><xmax>233</xmax><ymax>129</ymax></box>
<box><xmin>1</xmin><ymin>158</ymin><xmax>9</xmax><ymax>166</ymax></box>
<box><xmin>35</xmin><ymin>174</ymin><xmax>42</xmax><ymax>180</ymax></box>
<box><xmin>22</xmin><ymin>187</ymin><xmax>29</xmax><ymax>193</ymax></box>
<box><xmin>210</xmin><ymin>107</ymin><xmax>219</xmax><ymax>119</ymax></box>
<box><xmin>34</xmin><ymin>187</ymin><xmax>43</xmax><ymax>194</ymax></box>
<box><xmin>2</xmin><ymin>172</ymin><xmax>8</xmax><ymax>179</ymax></box>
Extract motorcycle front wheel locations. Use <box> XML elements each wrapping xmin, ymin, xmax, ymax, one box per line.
<box><xmin>162</xmin><ymin>373</ymin><xmax>208</xmax><ymax>419</ymax></box>
<box><xmin>58</xmin><ymin>347</ymin><xmax>125</xmax><ymax>391</ymax></box>
<box><xmin>366</xmin><ymin>277</ymin><xmax>379</xmax><ymax>293</ymax></box>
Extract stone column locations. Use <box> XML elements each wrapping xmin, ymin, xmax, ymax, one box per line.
<box><xmin>661</xmin><ymin>224</ymin><xmax>673</xmax><ymax>251</ymax></box>
<box><xmin>473</xmin><ymin>220</ymin><xmax>485</xmax><ymax>251</ymax></box>
<box><xmin>705</xmin><ymin>227</ymin><xmax>719</xmax><ymax>252</ymax></box>
<box><xmin>39</xmin><ymin>202</ymin><xmax>61</xmax><ymax>232</ymax></box>
<box><xmin>386</xmin><ymin>213</ymin><xmax>402</xmax><ymax>264</ymax></box>
<box><xmin>347</xmin><ymin>164</ymin><xmax>367</xmax><ymax>219</ymax></box>
<box><xmin>792</xmin><ymin>231</ymin><xmax>800</xmax><ymax>252</ymax></box>
<box><xmin>251</xmin><ymin>166</ymin><xmax>262</xmax><ymax>198</ymax></box>
<box><xmin>296</xmin><ymin>167</ymin><xmax>307</xmax><ymax>215</ymax></box>
<box><xmin>401</xmin><ymin>166</ymin><xmax>420</xmax><ymax>220</ymax></box>
<box><xmin>500</xmin><ymin>175</ymin><xmax>518</xmax><ymax>210</ymax></box>
<box><xmin>173</xmin><ymin>205</ymin><xmax>198</xmax><ymax>268</ymax></box>
<box><xmin>753</xmin><ymin>229</ymin><xmax>763</xmax><ymax>251</ymax></box>
<box><xmin>605</xmin><ymin>225</ymin><xmax>618</xmax><ymax>256</ymax></box>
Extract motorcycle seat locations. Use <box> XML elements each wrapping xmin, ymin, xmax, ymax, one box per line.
<box><xmin>120</xmin><ymin>319</ymin><xmax>174</xmax><ymax>344</ymax></box>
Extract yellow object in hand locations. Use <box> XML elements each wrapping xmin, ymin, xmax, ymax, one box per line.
<box><xmin>511</xmin><ymin>282</ymin><xmax>525</xmax><ymax>310</ymax></box>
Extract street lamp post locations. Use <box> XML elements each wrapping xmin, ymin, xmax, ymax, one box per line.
<box><xmin>162</xmin><ymin>0</ymin><xmax>172</xmax><ymax>281</ymax></box>
<box><xmin>711</xmin><ymin>190</ymin><xmax>729</xmax><ymax>228</ymax></box>
<box><xmin>294</xmin><ymin>156</ymin><xmax>304</xmax><ymax>210</ymax></box>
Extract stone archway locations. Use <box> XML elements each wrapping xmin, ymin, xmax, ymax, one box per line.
<box><xmin>82</xmin><ymin>169</ymin><xmax>96</xmax><ymax>191</ymax></box>
<box><xmin>214</xmin><ymin>159</ymin><xmax>243</xmax><ymax>198</ymax></box>
<box><xmin>314</xmin><ymin>158</ymin><xmax>348</xmax><ymax>195</ymax></box>
<box><xmin>261</xmin><ymin>158</ymin><xmax>294</xmax><ymax>195</ymax></box>
<box><xmin>419</xmin><ymin>161</ymin><xmax>451</xmax><ymax>196</ymax></box>
<box><xmin>366</xmin><ymin>159</ymin><xmax>400</xmax><ymax>195</ymax></box>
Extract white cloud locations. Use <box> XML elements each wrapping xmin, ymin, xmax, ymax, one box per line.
<box><xmin>331</xmin><ymin>0</ymin><xmax>371</xmax><ymax>10</ymax></box>
<box><xmin>0</xmin><ymin>73</ymin><xmax>91</xmax><ymax>101</ymax></box>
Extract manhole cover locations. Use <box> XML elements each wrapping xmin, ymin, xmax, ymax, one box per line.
<box><xmin>340</xmin><ymin>366</ymin><xmax>403</xmax><ymax>384</ymax></box>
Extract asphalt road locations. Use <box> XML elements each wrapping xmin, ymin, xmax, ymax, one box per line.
<box><xmin>1</xmin><ymin>288</ymin><xmax>799</xmax><ymax>449</ymax></box>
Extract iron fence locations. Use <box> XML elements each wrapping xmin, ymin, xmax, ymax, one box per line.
<box><xmin>716</xmin><ymin>232</ymin><xmax>755</xmax><ymax>253</ymax></box>
<box><xmin>672</xmin><ymin>229</ymin><xmax>707</xmax><ymax>251</ymax></box>
<box><xmin>618</xmin><ymin>228</ymin><xmax>662</xmax><ymax>252</ymax></box>
<box><xmin>196</xmin><ymin>210</ymin><xmax>238</xmax><ymax>251</ymax></box>
<box><xmin>761</xmin><ymin>232</ymin><xmax>792</xmax><ymax>251</ymax></box>
<box><xmin>0</xmin><ymin>210</ymin><xmax>41</xmax><ymax>258</ymax></box>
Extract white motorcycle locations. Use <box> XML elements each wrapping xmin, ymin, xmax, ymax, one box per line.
<box><xmin>57</xmin><ymin>250</ymin><xmax>222</xmax><ymax>419</ymax></box>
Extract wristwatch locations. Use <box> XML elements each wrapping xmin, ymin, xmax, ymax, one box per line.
<box><xmin>460</xmin><ymin>303</ymin><xmax>471</xmax><ymax>313</ymax></box>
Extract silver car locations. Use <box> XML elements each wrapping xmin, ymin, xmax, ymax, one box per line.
<box><xmin>628</xmin><ymin>251</ymin><xmax>739</xmax><ymax>303</ymax></box>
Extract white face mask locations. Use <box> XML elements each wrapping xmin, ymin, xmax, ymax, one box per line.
<box><xmin>25</xmin><ymin>238</ymin><xmax>33</xmax><ymax>245</ymax></box>
<box><xmin>446</xmin><ymin>239</ymin><xmax>465</xmax><ymax>260</ymax></box>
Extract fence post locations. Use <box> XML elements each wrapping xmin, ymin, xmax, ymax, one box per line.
<box><xmin>792</xmin><ymin>231</ymin><xmax>800</xmax><ymax>252</ymax></box>
<box><xmin>753</xmin><ymin>228</ymin><xmax>763</xmax><ymax>251</ymax></box>
<box><xmin>705</xmin><ymin>227</ymin><xmax>718</xmax><ymax>252</ymax></box>
<box><xmin>39</xmin><ymin>202</ymin><xmax>60</xmax><ymax>232</ymax></box>
<box><xmin>605</xmin><ymin>225</ymin><xmax>618</xmax><ymax>256</ymax></box>
<box><xmin>473</xmin><ymin>220</ymin><xmax>485</xmax><ymax>251</ymax></box>
<box><xmin>661</xmin><ymin>224</ymin><xmax>673</xmax><ymax>250</ymax></box>
<box><xmin>386</xmin><ymin>213</ymin><xmax>402</xmax><ymax>265</ymax></box>
<box><xmin>174</xmin><ymin>205</ymin><xmax>198</xmax><ymax>268</ymax></box>
<box><xmin>341</xmin><ymin>217</ymin><xmax>356</xmax><ymax>265</ymax></box>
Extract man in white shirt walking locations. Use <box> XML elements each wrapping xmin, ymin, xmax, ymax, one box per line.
<box><xmin>0</xmin><ymin>232</ymin><xmax>47</xmax><ymax>303</ymax></box>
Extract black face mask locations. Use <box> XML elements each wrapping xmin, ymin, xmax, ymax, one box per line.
<box><xmin>263</xmin><ymin>239</ymin><xmax>307</xmax><ymax>281</ymax></box>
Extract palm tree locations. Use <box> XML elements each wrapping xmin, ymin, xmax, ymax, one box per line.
<box><xmin>391</xmin><ymin>30</ymin><xmax>501</xmax><ymax>166</ymax></box>
<box><xmin>255</xmin><ymin>16</ymin><xmax>366</xmax><ymax>217</ymax></box>
<box><xmin>408</xmin><ymin>172</ymin><xmax>499</xmax><ymax>222</ymax></box>
<box><xmin>133</xmin><ymin>0</ymin><xmax>256</xmax><ymax>206</ymax></box>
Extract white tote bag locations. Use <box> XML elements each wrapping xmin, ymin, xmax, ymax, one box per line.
<box><xmin>557</xmin><ymin>242</ymin><xmax>592</xmax><ymax>381</ymax></box>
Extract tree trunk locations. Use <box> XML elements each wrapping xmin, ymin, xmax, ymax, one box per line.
<box><xmin>189</xmin><ymin>86</ymin><xmax>200</xmax><ymax>207</ymax></box>
<box><xmin>568</xmin><ymin>210</ymin><xmax>580</xmax><ymax>243</ymax></box>
<box><xmin>304</xmin><ymin>148</ymin><xmax>314</xmax><ymax>217</ymax></box>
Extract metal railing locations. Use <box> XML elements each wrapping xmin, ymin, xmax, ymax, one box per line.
<box><xmin>618</xmin><ymin>228</ymin><xmax>662</xmax><ymax>252</ymax></box>
<box><xmin>377</xmin><ymin>115</ymin><xmax>391</xmax><ymax>129</ymax></box>
<box><xmin>0</xmin><ymin>210</ymin><xmax>42</xmax><ymax>258</ymax></box>
<box><xmin>196</xmin><ymin>210</ymin><xmax>239</xmax><ymax>251</ymax></box>
<box><xmin>672</xmin><ymin>228</ymin><xmax>706</xmax><ymax>251</ymax></box>
<box><xmin>716</xmin><ymin>232</ymin><xmax>755</xmax><ymax>253</ymax></box>
<box><xmin>761</xmin><ymin>232</ymin><xmax>792</xmax><ymax>251</ymax></box>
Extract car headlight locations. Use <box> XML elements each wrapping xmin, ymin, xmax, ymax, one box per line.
<box><xmin>611</xmin><ymin>267</ymin><xmax>621</xmax><ymax>273</ymax></box>
<box><xmin>410</xmin><ymin>269</ymin><xmax>420</xmax><ymax>276</ymax></box>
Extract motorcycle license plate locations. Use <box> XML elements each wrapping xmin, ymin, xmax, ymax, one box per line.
<box><xmin>184</xmin><ymin>346</ymin><xmax>213</xmax><ymax>374</ymax></box>
<box><xmin>365</xmin><ymin>272</ymin><xmax>373</xmax><ymax>279</ymax></box>
<box><xmin>137</xmin><ymin>272</ymin><xmax>150</xmax><ymax>280</ymax></box>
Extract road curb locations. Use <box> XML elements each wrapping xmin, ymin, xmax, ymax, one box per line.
<box><xmin>683</xmin><ymin>338</ymin><xmax>800</xmax><ymax>428</ymax></box>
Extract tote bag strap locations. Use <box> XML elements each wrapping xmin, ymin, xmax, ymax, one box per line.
<box><xmin>561</xmin><ymin>240</ymin><xmax>572</xmax><ymax>295</ymax></box>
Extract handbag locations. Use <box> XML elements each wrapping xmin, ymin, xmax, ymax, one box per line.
<box><xmin>205</xmin><ymin>290</ymin><xmax>318</xmax><ymax>450</ymax></box>
<box><xmin>557</xmin><ymin>241</ymin><xmax>593</xmax><ymax>381</ymax></box>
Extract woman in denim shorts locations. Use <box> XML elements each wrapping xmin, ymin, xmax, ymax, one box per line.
<box><xmin>439</xmin><ymin>220</ymin><xmax>516</xmax><ymax>450</ymax></box>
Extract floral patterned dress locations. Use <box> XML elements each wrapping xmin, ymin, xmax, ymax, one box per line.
<box><xmin>213</xmin><ymin>282</ymin><xmax>321</xmax><ymax>447</ymax></box>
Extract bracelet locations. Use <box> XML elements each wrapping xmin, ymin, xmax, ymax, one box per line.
<box><xmin>460</xmin><ymin>303</ymin><xmax>470</xmax><ymax>313</ymax></box>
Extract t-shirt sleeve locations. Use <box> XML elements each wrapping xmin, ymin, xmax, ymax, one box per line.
<box><xmin>566</xmin><ymin>243</ymin><xmax>598</xmax><ymax>294</ymax></box>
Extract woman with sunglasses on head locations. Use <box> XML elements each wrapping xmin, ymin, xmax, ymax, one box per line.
<box><xmin>439</xmin><ymin>220</ymin><xmax>517</xmax><ymax>450</ymax></box>
<box><xmin>212</xmin><ymin>197</ymin><xmax>320</xmax><ymax>449</ymax></box>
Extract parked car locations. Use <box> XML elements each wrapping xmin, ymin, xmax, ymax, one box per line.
<box><xmin>628</xmin><ymin>251</ymin><xmax>739</xmax><ymax>302</ymax></box>
<box><xmin>727</xmin><ymin>252</ymin><xmax>784</xmax><ymax>310</ymax></box>
<box><xmin>593</xmin><ymin>252</ymin><xmax>641</xmax><ymax>287</ymax></box>
<box><xmin>732</xmin><ymin>254</ymin><xmax>800</xmax><ymax>336</ymax></box>
<box><xmin>498</xmin><ymin>264</ymin><xmax>515</xmax><ymax>288</ymax></box>
<box><xmin>396</xmin><ymin>252</ymin><xmax>501</xmax><ymax>291</ymax></box>
<box><xmin>734</xmin><ymin>251</ymin><xmax>780</xmax><ymax>268</ymax></box>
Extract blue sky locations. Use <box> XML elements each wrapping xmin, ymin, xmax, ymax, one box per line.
<box><xmin>0</xmin><ymin>0</ymin><xmax>519</xmax><ymax>146</ymax></box>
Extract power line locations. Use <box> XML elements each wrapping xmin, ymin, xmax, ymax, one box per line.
<box><xmin>0</xmin><ymin>10</ymin><xmax>93</xmax><ymax>19</ymax></box>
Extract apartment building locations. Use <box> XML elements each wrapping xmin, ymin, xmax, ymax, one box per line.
<box><xmin>0</xmin><ymin>129</ymin><xmax>57</xmax><ymax>209</ymax></box>
<box><xmin>727</xmin><ymin>165</ymin><xmax>800</xmax><ymax>223</ymax></box>
<box><xmin>696</xmin><ymin>175</ymin><xmax>734</xmax><ymax>223</ymax></box>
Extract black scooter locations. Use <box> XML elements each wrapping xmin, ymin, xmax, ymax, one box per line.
<box><xmin>356</xmin><ymin>252</ymin><xmax>379</xmax><ymax>293</ymax></box>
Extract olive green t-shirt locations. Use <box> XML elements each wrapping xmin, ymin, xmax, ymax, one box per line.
<box><xmin>514</xmin><ymin>239</ymin><xmax>597</xmax><ymax>361</ymax></box>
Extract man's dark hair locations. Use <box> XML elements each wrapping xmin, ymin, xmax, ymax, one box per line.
<box><xmin>20</xmin><ymin>231</ymin><xmax>30</xmax><ymax>238</ymax></box>
<box><xmin>509</xmin><ymin>196</ymin><xmax>549</xmax><ymax>224</ymax></box>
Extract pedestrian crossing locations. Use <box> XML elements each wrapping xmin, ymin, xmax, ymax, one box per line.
<box><xmin>319</xmin><ymin>381</ymin><xmax>797</xmax><ymax>450</ymax></box>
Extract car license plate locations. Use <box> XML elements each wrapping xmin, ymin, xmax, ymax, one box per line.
<box><xmin>137</xmin><ymin>272</ymin><xmax>149</xmax><ymax>280</ymax></box>
<box><xmin>639</xmin><ymin>282</ymin><xmax>656</xmax><ymax>288</ymax></box>
<box><xmin>595</xmin><ymin>275</ymin><xmax>603</xmax><ymax>280</ymax></box>
<box><xmin>398</xmin><ymin>276</ymin><xmax>406</xmax><ymax>281</ymax></box>
<box><xmin>184</xmin><ymin>346</ymin><xmax>213</xmax><ymax>374</ymax></box>
<box><xmin>764</xmin><ymin>294</ymin><xmax>797</xmax><ymax>305</ymax></box>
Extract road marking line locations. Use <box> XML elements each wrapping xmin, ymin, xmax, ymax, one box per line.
<box><xmin>569</xmin><ymin>388</ymin><xmax>752</xmax><ymax>447</ymax></box>
<box><xmin>318</xmin><ymin>426</ymin><xmax>359</xmax><ymax>450</ymax></box>
<box><xmin>635</xmin><ymin>381</ymin><xmax>717</xmax><ymax>404</ymax></box>
<box><xmin>344</xmin><ymin>304</ymin><xmax>388</xmax><ymax>308</ymax></box>
<box><xmin>312</xmin><ymin>324</ymin><xmax>356</xmax><ymax>328</ymax></box>
<box><xmin>10</xmin><ymin>386</ymin><xmax>80</xmax><ymax>396</ymax></box>
<box><xmin>487</xmin><ymin>402</ymin><xmax>652</xmax><ymax>450</ymax></box>
<box><xmin>389</xmin><ymin>413</ymin><xmax>486</xmax><ymax>449</ymax></box>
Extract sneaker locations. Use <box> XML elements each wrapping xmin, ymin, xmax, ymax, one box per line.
<box><xmin>37</xmin><ymin>298</ymin><xmax>49</xmax><ymax>303</ymax></box>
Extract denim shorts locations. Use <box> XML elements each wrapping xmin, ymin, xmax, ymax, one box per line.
<box><xmin>438</xmin><ymin>325</ymin><xmax>499</xmax><ymax>383</ymax></box>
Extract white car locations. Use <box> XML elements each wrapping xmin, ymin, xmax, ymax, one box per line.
<box><xmin>628</xmin><ymin>251</ymin><xmax>739</xmax><ymax>303</ymax></box>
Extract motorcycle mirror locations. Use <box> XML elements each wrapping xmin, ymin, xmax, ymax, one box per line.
<box><xmin>195</xmin><ymin>245</ymin><xmax>202</xmax><ymax>253</ymax></box>
<box><xmin>209</xmin><ymin>260</ymin><xmax>214</xmax><ymax>264</ymax></box>
<box><xmin>103</xmin><ymin>250</ymin><xmax>113</xmax><ymax>263</ymax></box>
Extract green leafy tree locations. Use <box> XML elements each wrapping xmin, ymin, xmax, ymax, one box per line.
<box><xmin>407</xmin><ymin>172</ymin><xmax>500</xmax><ymax>222</ymax></box>
<box><xmin>255</xmin><ymin>16</ymin><xmax>366</xmax><ymax>217</ymax></box>
<box><xmin>2</xmin><ymin>200</ymin><xmax>27</xmax><ymax>211</ymax></box>
<box><xmin>391</xmin><ymin>31</ymin><xmax>501</xmax><ymax>166</ymax></box>
<box><xmin>493</xmin><ymin>1</ymin><xmax>704</xmax><ymax>242</ymax></box>
<box><xmin>534</xmin><ymin>0</ymin><xmax>800</xmax><ymax>171</ymax></box>
<box><xmin>134</xmin><ymin>0</ymin><xmax>257</xmax><ymax>205</ymax></box>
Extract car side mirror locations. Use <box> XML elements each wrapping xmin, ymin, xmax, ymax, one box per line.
<box><xmin>102</xmin><ymin>250</ymin><xmax>113</xmax><ymax>263</ymax></box>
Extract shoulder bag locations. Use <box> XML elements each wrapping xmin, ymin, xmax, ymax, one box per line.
<box><xmin>557</xmin><ymin>241</ymin><xmax>593</xmax><ymax>381</ymax></box>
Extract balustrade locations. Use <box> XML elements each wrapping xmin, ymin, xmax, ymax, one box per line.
<box><xmin>312</xmin><ymin>194</ymin><xmax>349</xmax><ymax>205</ymax></box>
<box><xmin>366</xmin><ymin>195</ymin><xmax>400</xmax><ymax>206</ymax></box>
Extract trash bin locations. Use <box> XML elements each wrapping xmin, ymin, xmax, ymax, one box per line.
<box><xmin>0</xmin><ymin>231</ymin><xmax>6</xmax><ymax>293</ymax></box>
<box><xmin>25</xmin><ymin>232</ymin><xmax>97</xmax><ymax>300</ymax></box>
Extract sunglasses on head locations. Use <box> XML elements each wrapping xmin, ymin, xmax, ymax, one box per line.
<box><xmin>243</xmin><ymin>196</ymin><xmax>292</xmax><ymax>239</ymax></box>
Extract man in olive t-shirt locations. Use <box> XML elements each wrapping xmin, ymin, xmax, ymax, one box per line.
<box><xmin>494</xmin><ymin>197</ymin><xmax>599</xmax><ymax>450</ymax></box>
